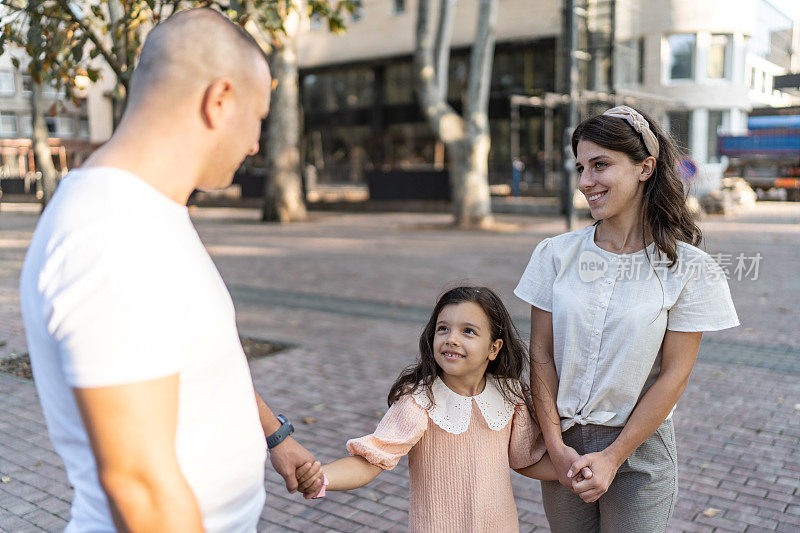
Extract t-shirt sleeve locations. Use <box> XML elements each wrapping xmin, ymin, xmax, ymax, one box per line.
<box><xmin>666</xmin><ymin>253</ymin><xmax>740</xmax><ymax>332</ymax></box>
<box><xmin>514</xmin><ymin>237</ymin><xmax>556</xmax><ymax>312</ymax></box>
<box><xmin>508</xmin><ymin>403</ymin><xmax>547</xmax><ymax>469</ymax></box>
<box><xmin>44</xmin><ymin>222</ymin><xmax>187</xmax><ymax>388</ymax></box>
<box><xmin>346</xmin><ymin>394</ymin><xmax>428</xmax><ymax>470</ymax></box>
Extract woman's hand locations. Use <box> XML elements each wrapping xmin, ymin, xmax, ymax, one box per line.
<box><xmin>568</xmin><ymin>450</ymin><xmax>623</xmax><ymax>502</ymax></box>
<box><xmin>550</xmin><ymin>443</ymin><xmax>593</xmax><ymax>488</ymax></box>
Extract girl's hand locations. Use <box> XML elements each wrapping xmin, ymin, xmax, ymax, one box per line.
<box><xmin>550</xmin><ymin>443</ymin><xmax>591</xmax><ymax>489</ymax></box>
<box><xmin>568</xmin><ymin>451</ymin><xmax>621</xmax><ymax>502</ymax></box>
<box><xmin>295</xmin><ymin>461</ymin><xmax>324</xmax><ymax>499</ymax></box>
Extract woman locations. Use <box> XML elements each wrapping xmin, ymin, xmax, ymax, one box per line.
<box><xmin>514</xmin><ymin>106</ymin><xmax>739</xmax><ymax>532</ymax></box>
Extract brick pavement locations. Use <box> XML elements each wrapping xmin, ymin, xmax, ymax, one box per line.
<box><xmin>0</xmin><ymin>201</ymin><xmax>798</xmax><ymax>531</ymax></box>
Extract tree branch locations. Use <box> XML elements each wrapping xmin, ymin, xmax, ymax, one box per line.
<box><xmin>54</xmin><ymin>0</ymin><xmax>126</xmax><ymax>86</ymax></box>
<box><xmin>466</xmin><ymin>0</ymin><xmax>497</xmax><ymax>134</ymax></box>
<box><xmin>414</xmin><ymin>0</ymin><xmax>462</xmax><ymax>142</ymax></box>
<box><xmin>433</xmin><ymin>0</ymin><xmax>457</xmax><ymax>102</ymax></box>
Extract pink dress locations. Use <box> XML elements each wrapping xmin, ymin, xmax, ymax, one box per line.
<box><xmin>347</xmin><ymin>375</ymin><xmax>546</xmax><ymax>533</ymax></box>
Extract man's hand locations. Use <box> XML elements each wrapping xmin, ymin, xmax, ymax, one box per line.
<box><xmin>568</xmin><ymin>450</ymin><xmax>621</xmax><ymax>502</ymax></box>
<box><xmin>269</xmin><ymin>436</ymin><xmax>322</xmax><ymax>497</ymax></box>
<box><xmin>296</xmin><ymin>461</ymin><xmax>324</xmax><ymax>499</ymax></box>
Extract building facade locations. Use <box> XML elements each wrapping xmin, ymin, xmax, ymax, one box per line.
<box><xmin>0</xmin><ymin>50</ymin><xmax>114</xmax><ymax>189</ymax></box>
<box><xmin>295</xmin><ymin>0</ymin><xmax>800</xmax><ymax>195</ymax></box>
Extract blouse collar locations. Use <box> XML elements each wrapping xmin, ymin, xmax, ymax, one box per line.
<box><xmin>410</xmin><ymin>375</ymin><xmax>517</xmax><ymax>434</ymax></box>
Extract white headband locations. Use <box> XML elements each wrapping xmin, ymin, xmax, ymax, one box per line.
<box><xmin>602</xmin><ymin>105</ymin><xmax>660</xmax><ymax>159</ymax></box>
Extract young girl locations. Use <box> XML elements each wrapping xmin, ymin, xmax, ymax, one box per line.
<box><xmin>297</xmin><ymin>286</ymin><xmax>589</xmax><ymax>532</ymax></box>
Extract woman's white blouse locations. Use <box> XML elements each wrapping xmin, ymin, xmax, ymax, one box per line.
<box><xmin>514</xmin><ymin>225</ymin><xmax>739</xmax><ymax>431</ymax></box>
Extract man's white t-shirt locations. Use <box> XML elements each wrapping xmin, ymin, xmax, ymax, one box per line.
<box><xmin>19</xmin><ymin>168</ymin><xmax>267</xmax><ymax>532</ymax></box>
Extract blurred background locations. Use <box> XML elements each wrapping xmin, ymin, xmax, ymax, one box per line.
<box><xmin>1</xmin><ymin>0</ymin><xmax>800</xmax><ymax>224</ymax></box>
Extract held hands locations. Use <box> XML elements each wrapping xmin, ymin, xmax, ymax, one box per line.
<box><xmin>567</xmin><ymin>450</ymin><xmax>621</xmax><ymax>503</ymax></box>
<box><xmin>269</xmin><ymin>436</ymin><xmax>324</xmax><ymax>499</ymax></box>
<box><xmin>296</xmin><ymin>461</ymin><xmax>325</xmax><ymax>499</ymax></box>
<box><xmin>551</xmin><ymin>444</ymin><xmax>594</xmax><ymax>488</ymax></box>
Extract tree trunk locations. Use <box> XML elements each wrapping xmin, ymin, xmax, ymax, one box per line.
<box><xmin>449</xmin><ymin>133</ymin><xmax>493</xmax><ymax>228</ymax></box>
<box><xmin>30</xmin><ymin>80</ymin><xmax>59</xmax><ymax>208</ymax></box>
<box><xmin>262</xmin><ymin>30</ymin><xmax>306</xmax><ymax>223</ymax></box>
<box><xmin>414</xmin><ymin>0</ymin><xmax>496</xmax><ymax>228</ymax></box>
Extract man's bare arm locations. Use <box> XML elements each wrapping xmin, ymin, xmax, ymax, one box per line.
<box><xmin>73</xmin><ymin>374</ymin><xmax>203</xmax><ymax>532</ymax></box>
<box><xmin>254</xmin><ymin>390</ymin><xmax>324</xmax><ymax>498</ymax></box>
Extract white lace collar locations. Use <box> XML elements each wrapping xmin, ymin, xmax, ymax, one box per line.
<box><xmin>410</xmin><ymin>375</ymin><xmax>517</xmax><ymax>434</ymax></box>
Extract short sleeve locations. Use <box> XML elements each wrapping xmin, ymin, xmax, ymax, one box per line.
<box><xmin>346</xmin><ymin>395</ymin><xmax>429</xmax><ymax>470</ymax></box>
<box><xmin>667</xmin><ymin>253</ymin><xmax>740</xmax><ymax>332</ymax></box>
<box><xmin>508</xmin><ymin>403</ymin><xmax>547</xmax><ymax>469</ymax></box>
<box><xmin>45</xmin><ymin>221</ymin><xmax>187</xmax><ymax>388</ymax></box>
<box><xmin>514</xmin><ymin>237</ymin><xmax>556</xmax><ymax>312</ymax></box>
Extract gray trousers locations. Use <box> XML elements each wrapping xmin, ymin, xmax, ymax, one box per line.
<box><xmin>540</xmin><ymin>419</ymin><xmax>678</xmax><ymax>533</ymax></box>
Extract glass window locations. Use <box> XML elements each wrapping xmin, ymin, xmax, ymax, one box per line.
<box><xmin>79</xmin><ymin>117</ymin><xmax>90</xmax><ymax>139</ymax></box>
<box><xmin>491</xmin><ymin>51</ymin><xmax>526</xmax><ymax>94</ymax></box>
<box><xmin>20</xmin><ymin>114</ymin><xmax>32</xmax><ymax>136</ymax></box>
<box><xmin>668</xmin><ymin>111</ymin><xmax>692</xmax><ymax>152</ymax></box>
<box><xmin>57</xmin><ymin>116</ymin><xmax>75</xmax><ymax>137</ymax></box>
<box><xmin>667</xmin><ymin>34</ymin><xmax>695</xmax><ymax>80</ymax></box>
<box><xmin>22</xmin><ymin>75</ymin><xmax>32</xmax><ymax>93</ymax></box>
<box><xmin>447</xmin><ymin>56</ymin><xmax>468</xmax><ymax>102</ymax></box>
<box><xmin>302</xmin><ymin>68</ymin><xmax>375</xmax><ymax>112</ymax></box>
<box><xmin>393</xmin><ymin>0</ymin><xmax>405</xmax><ymax>14</ymax></box>
<box><xmin>309</xmin><ymin>13</ymin><xmax>323</xmax><ymax>29</ymax></box>
<box><xmin>747</xmin><ymin>67</ymin><xmax>756</xmax><ymax>90</ymax></box>
<box><xmin>707</xmin><ymin>34</ymin><xmax>731</xmax><ymax>79</ymax></box>
<box><xmin>384</xmin><ymin>63</ymin><xmax>414</xmax><ymax>104</ymax></box>
<box><xmin>351</xmin><ymin>0</ymin><xmax>363</xmax><ymax>22</ymax></box>
<box><xmin>0</xmin><ymin>113</ymin><xmax>17</xmax><ymax>136</ymax></box>
<box><xmin>617</xmin><ymin>39</ymin><xmax>643</xmax><ymax>87</ymax></box>
<box><xmin>45</xmin><ymin>117</ymin><xmax>57</xmax><ymax>135</ymax></box>
<box><xmin>707</xmin><ymin>111</ymin><xmax>724</xmax><ymax>163</ymax></box>
<box><xmin>0</xmin><ymin>71</ymin><xmax>15</xmax><ymax>95</ymax></box>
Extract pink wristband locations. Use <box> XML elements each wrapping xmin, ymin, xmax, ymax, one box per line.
<box><xmin>312</xmin><ymin>473</ymin><xmax>329</xmax><ymax>499</ymax></box>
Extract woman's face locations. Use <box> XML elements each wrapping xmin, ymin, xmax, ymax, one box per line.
<box><xmin>575</xmin><ymin>139</ymin><xmax>653</xmax><ymax>222</ymax></box>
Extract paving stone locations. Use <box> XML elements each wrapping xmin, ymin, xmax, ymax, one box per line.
<box><xmin>1</xmin><ymin>205</ymin><xmax>799</xmax><ymax>531</ymax></box>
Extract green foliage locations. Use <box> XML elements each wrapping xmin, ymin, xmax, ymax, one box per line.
<box><xmin>0</xmin><ymin>0</ymin><xmax>355</xmax><ymax>108</ymax></box>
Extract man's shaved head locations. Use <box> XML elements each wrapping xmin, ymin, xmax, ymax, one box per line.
<box><xmin>127</xmin><ymin>8</ymin><xmax>269</xmax><ymax>110</ymax></box>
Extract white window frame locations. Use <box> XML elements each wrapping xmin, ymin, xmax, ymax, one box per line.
<box><xmin>664</xmin><ymin>33</ymin><xmax>696</xmax><ymax>83</ymax></box>
<box><xmin>0</xmin><ymin>70</ymin><xmax>15</xmax><ymax>96</ymax></box>
<box><xmin>706</xmin><ymin>33</ymin><xmax>732</xmax><ymax>81</ymax></box>
<box><xmin>0</xmin><ymin>112</ymin><xmax>18</xmax><ymax>136</ymax></box>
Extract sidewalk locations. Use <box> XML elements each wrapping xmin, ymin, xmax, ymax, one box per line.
<box><xmin>1</xmin><ymin>202</ymin><xmax>799</xmax><ymax>532</ymax></box>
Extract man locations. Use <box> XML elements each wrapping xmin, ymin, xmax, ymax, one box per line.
<box><xmin>19</xmin><ymin>9</ymin><xmax>322</xmax><ymax>532</ymax></box>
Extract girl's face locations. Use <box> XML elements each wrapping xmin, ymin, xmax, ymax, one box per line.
<box><xmin>432</xmin><ymin>302</ymin><xmax>503</xmax><ymax>383</ymax></box>
<box><xmin>575</xmin><ymin>139</ymin><xmax>654</xmax><ymax>221</ymax></box>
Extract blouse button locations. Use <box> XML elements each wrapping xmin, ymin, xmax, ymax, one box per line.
<box><xmin>593</xmin><ymin>329</ymin><xmax>600</xmax><ymax>336</ymax></box>
<box><xmin>604</xmin><ymin>278</ymin><xmax>613</xmax><ymax>285</ymax></box>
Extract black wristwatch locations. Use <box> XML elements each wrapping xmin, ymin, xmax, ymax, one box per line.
<box><xmin>266</xmin><ymin>414</ymin><xmax>294</xmax><ymax>449</ymax></box>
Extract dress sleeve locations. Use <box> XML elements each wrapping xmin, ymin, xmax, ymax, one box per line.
<box><xmin>346</xmin><ymin>394</ymin><xmax>429</xmax><ymax>470</ymax></box>
<box><xmin>667</xmin><ymin>253</ymin><xmax>740</xmax><ymax>332</ymax></box>
<box><xmin>508</xmin><ymin>403</ymin><xmax>547</xmax><ymax>469</ymax></box>
<box><xmin>514</xmin><ymin>237</ymin><xmax>556</xmax><ymax>312</ymax></box>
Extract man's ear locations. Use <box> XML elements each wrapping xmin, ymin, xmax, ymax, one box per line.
<box><xmin>201</xmin><ymin>77</ymin><xmax>235</xmax><ymax>129</ymax></box>
<box><xmin>639</xmin><ymin>156</ymin><xmax>656</xmax><ymax>182</ymax></box>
